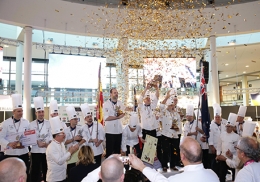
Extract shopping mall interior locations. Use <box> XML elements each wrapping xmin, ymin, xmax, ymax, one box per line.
<box><xmin>0</xmin><ymin>0</ymin><xmax>260</xmax><ymax>121</ymax></box>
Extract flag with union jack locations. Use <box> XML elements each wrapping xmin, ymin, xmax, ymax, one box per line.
<box><xmin>200</xmin><ymin>64</ymin><xmax>210</xmax><ymax>138</ymax></box>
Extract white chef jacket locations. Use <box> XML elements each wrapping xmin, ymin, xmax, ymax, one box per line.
<box><xmin>217</xmin><ymin>131</ymin><xmax>240</xmax><ymax>157</ymax></box>
<box><xmin>208</xmin><ymin>119</ymin><xmax>227</xmax><ymax>149</ymax></box>
<box><xmin>29</xmin><ymin>119</ymin><xmax>52</xmax><ymax>153</ymax></box>
<box><xmin>159</xmin><ymin>104</ymin><xmax>181</xmax><ymax>139</ymax></box>
<box><xmin>103</xmin><ymin>99</ymin><xmax>125</xmax><ymax>134</ymax></box>
<box><xmin>183</xmin><ymin>120</ymin><xmax>202</xmax><ymax>141</ymax></box>
<box><xmin>138</xmin><ymin>95</ymin><xmax>159</xmax><ymax>131</ymax></box>
<box><xmin>46</xmin><ymin>139</ymin><xmax>71</xmax><ymax>182</ymax></box>
<box><xmin>121</xmin><ymin>124</ymin><xmax>142</xmax><ymax>152</ymax></box>
<box><xmin>64</xmin><ymin>125</ymin><xmax>84</xmax><ymax>149</ymax></box>
<box><xmin>167</xmin><ymin>163</ymin><xmax>219</xmax><ymax>182</ymax></box>
<box><xmin>236</xmin><ymin>121</ymin><xmax>245</xmax><ymax>137</ymax></box>
<box><xmin>235</xmin><ymin>162</ymin><xmax>260</xmax><ymax>182</ymax></box>
<box><xmin>82</xmin><ymin>121</ymin><xmax>105</xmax><ymax>156</ymax></box>
<box><xmin>0</xmin><ymin>117</ymin><xmax>29</xmax><ymax>155</ymax></box>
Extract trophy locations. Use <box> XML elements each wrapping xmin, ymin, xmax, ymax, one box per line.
<box><xmin>75</xmin><ymin>130</ymin><xmax>83</xmax><ymax>142</ymax></box>
<box><xmin>170</xmin><ymin>118</ymin><xmax>179</xmax><ymax>130</ymax></box>
<box><xmin>16</xmin><ymin>135</ymin><xmax>23</xmax><ymax>148</ymax></box>
<box><xmin>115</xmin><ymin>106</ymin><xmax>123</xmax><ymax>117</ymax></box>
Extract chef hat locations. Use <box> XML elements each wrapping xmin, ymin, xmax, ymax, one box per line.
<box><xmin>11</xmin><ymin>94</ymin><xmax>23</xmax><ymax>110</ymax></box>
<box><xmin>80</xmin><ymin>103</ymin><xmax>92</xmax><ymax>118</ymax></box>
<box><xmin>50</xmin><ymin>116</ymin><xmax>63</xmax><ymax>134</ymax></box>
<box><xmin>242</xmin><ymin>121</ymin><xmax>256</xmax><ymax>137</ymax></box>
<box><xmin>213</xmin><ymin>103</ymin><xmax>221</xmax><ymax>116</ymax></box>
<box><xmin>237</xmin><ymin>106</ymin><xmax>247</xmax><ymax>117</ymax></box>
<box><xmin>128</xmin><ymin>112</ymin><xmax>139</xmax><ymax>128</ymax></box>
<box><xmin>166</xmin><ymin>96</ymin><xmax>175</xmax><ymax>106</ymax></box>
<box><xmin>66</xmin><ymin>106</ymin><xmax>77</xmax><ymax>120</ymax></box>
<box><xmin>186</xmin><ymin>105</ymin><xmax>194</xmax><ymax>116</ymax></box>
<box><xmin>226</xmin><ymin>113</ymin><xmax>237</xmax><ymax>126</ymax></box>
<box><xmin>194</xmin><ymin>109</ymin><xmax>201</xmax><ymax>120</ymax></box>
<box><xmin>50</xmin><ymin>100</ymin><xmax>59</xmax><ymax>114</ymax></box>
<box><xmin>33</xmin><ymin>97</ymin><xmax>44</xmax><ymax>112</ymax></box>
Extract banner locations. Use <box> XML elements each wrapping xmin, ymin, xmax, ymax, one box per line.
<box><xmin>250</xmin><ymin>93</ymin><xmax>260</xmax><ymax>106</ymax></box>
<box><xmin>96</xmin><ymin>63</ymin><xmax>104</xmax><ymax>125</ymax></box>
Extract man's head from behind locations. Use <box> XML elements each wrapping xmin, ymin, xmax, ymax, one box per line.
<box><xmin>180</xmin><ymin>137</ymin><xmax>202</xmax><ymax>166</ymax></box>
<box><xmin>0</xmin><ymin>157</ymin><xmax>27</xmax><ymax>182</ymax></box>
<box><xmin>99</xmin><ymin>156</ymin><xmax>124</xmax><ymax>182</ymax></box>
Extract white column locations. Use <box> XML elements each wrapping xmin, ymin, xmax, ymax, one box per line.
<box><xmin>15</xmin><ymin>43</ymin><xmax>23</xmax><ymax>94</ymax></box>
<box><xmin>23</xmin><ymin>26</ymin><xmax>33</xmax><ymax>121</ymax></box>
<box><xmin>208</xmin><ymin>35</ymin><xmax>220</xmax><ymax>106</ymax></box>
<box><xmin>242</xmin><ymin>75</ymin><xmax>249</xmax><ymax>106</ymax></box>
<box><xmin>116</xmin><ymin>37</ymin><xmax>129</xmax><ymax>106</ymax></box>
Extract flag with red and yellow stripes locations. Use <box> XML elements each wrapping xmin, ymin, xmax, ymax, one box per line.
<box><xmin>96</xmin><ymin>63</ymin><xmax>104</xmax><ymax>125</ymax></box>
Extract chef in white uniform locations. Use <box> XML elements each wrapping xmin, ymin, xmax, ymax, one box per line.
<box><xmin>46</xmin><ymin>116</ymin><xmax>78</xmax><ymax>182</ymax></box>
<box><xmin>216</xmin><ymin>113</ymin><xmax>240</xmax><ymax>182</ymax></box>
<box><xmin>49</xmin><ymin>100</ymin><xmax>67</xmax><ymax>129</ymax></box>
<box><xmin>138</xmin><ymin>84</ymin><xmax>159</xmax><ymax>139</ymax></box>
<box><xmin>121</xmin><ymin>112</ymin><xmax>144</xmax><ymax>159</ymax></box>
<box><xmin>159</xmin><ymin>92</ymin><xmax>182</xmax><ymax>171</ymax></box>
<box><xmin>0</xmin><ymin>94</ymin><xmax>30</xmax><ymax>179</ymax></box>
<box><xmin>183</xmin><ymin>105</ymin><xmax>204</xmax><ymax>140</ymax></box>
<box><xmin>81</xmin><ymin>103</ymin><xmax>105</xmax><ymax>165</ymax></box>
<box><xmin>208</xmin><ymin>103</ymin><xmax>227</xmax><ymax>173</ymax></box>
<box><xmin>64</xmin><ymin>106</ymin><xmax>85</xmax><ymax>178</ymax></box>
<box><xmin>103</xmin><ymin>88</ymin><xmax>126</xmax><ymax>157</ymax></box>
<box><xmin>236</xmin><ymin>106</ymin><xmax>247</xmax><ymax>137</ymax></box>
<box><xmin>30</xmin><ymin>96</ymin><xmax>52</xmax><ymax>182</ymax></box>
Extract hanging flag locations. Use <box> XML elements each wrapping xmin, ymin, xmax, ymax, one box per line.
<box><xmin>96</xmin><ymin>63</ymin><xmax>104</xmax><ymax>125</ymax></box>
<box><xmin>134</xmin><ymin>87</ymin><xmax>138</xmax><ymax>112</ymax></box>
<box><xmin>200</xmin><ymin>64</ymin><xmax>210</xmax><ymax>138</ymax></box>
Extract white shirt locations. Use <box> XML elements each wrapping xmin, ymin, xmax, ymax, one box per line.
<box><xmin>64</xmin><ymin>125</ymin><xmax>83</xmax><ymax>149</ymax></box>
<box><xmin>235</xmin><ymin>162</ymin><xmax>260</xmax><ymax>182</ymax></box>
<box><xmin>208</xmin><ymin>119</ymin><xmax>227</xmax><ymax>149</ymax></box>
<box><xmin>103</xmin><ymin>99</ymin><xmax>125</xmax><ymax>134</ymax></box>
<box><xmin>46</xmin><ymin>139</ymin><xmax>71</xmax><ymax>182</ymax></box>
<box><xmin>121</xmin><ymin>124</ymin><xmax>142</xmax><ymax>152</ymax></box>
<box><xmin>138</xmin><ymin>95</ymin><xmax>159</xmax><ymax>131</ymax></box>
<box><xmin>217</xmin><ymin>131</ymin><xmax>240</xmax><ymax>157</ymax></box>
<box><xmin>0</xmin><ymin>117</ymin><xmax>29</xmax><ymax>155</ymax></box>
<box><xmin>159</xmin><ymin>104</ymin><xmax>181</xmax><ymax>138</ymax></box>
<box><xmin>183</xmin><ymin>120</ymin><xmax>202</xmax><ymax>141</ymax></box>
<box><xmin>167</xmin><ymin>163</ymin><xmax>219</xmax><ymax>182</ymax></box>
<box><xmin>82</xmin><ymin>122</ymin><xmax>105</xmax><ymax>156</ymax></box>
<box><xmin>29</xmin><ymin>119</ymin><xmax>52</xmax><ymax>153</ymax></box>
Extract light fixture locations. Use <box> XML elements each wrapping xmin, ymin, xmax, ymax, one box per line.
<box><xmin>225</xmin><ymin>63</ymin><xmax>229</xmax><ymax>66</ymax></box>
<box><xmin>257</xmin><ymin>77</ymin><xmax>259</xmax><ymax>79</ymax></box>
<box><xmin>228</xmin><ymin>39</ymin><xmax>236</xmax><ymax>45</ymax></box>
<box><xmin>245</xmin><ymin>65</ymin><xmax>249</xmax><ymax>67</ymax></box>
<box><xmin>3</xmin><ymin>45</ymin><xmax>9</xmax><ymax>47</ymax></box>
<box><xmin>226</xmin><ymin>75</ymin><xmax>228</xmax><ymax>77</ymax></box>
<box><xmin>243</xmin><ymin>71</ymin><xmax>246</xmax><ymax>73</ymax></box>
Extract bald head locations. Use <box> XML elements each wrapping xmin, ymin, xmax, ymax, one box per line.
<box><xmin>180</xmin><ymin>137</ymin><xmax>202</xmax><ymax>164</ymax></box>
<box><xmin>0</xmin><ymin>157</ymin><xmax>27</xmax><ymax>182</ymax></box>
<box><xmin>100</xmin><ymin>157</ymin><xmax>124</xmax><ymax>182</ymax></box>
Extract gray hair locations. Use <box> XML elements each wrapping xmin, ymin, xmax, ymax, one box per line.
<box><xmin>238</xmin><ymin>137</ymin><xmax>260</xmax><ymax>162</ymax></box>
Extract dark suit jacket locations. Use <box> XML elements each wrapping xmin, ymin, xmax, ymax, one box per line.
<box><xmin>70</xmin><ymin>163</ymin><xmax>99</xmax><ymax>182</ymax></box>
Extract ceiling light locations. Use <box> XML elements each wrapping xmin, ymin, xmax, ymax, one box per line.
<box><xmin>3</xmin><ymin>45</ymin><xmax>9</xmax><ymax>47</ymax></box>
<box><xmin>245</xmin><ymin>65</ymin><xmax>249</xmax><ymax>67</ymax></box>
<box><xmin>226</xmin><ymin>75</ymin><xmax>228</xmax><ymax>77</ymax></box>
<box><xmin>227</xmin><ymin>83</ymin><xmax>229</xmax><ymax>85</ymax></box>
<box><xmin>228</xmin><ymin>39</ymin><xmax>236</xmax><ymax>45</ymax></box>
<box><xmin>243</xmin><ymin>71</ymin><xmax>246</xmax><ymax>73</ymax></box>
<box><xmin>225</xmin><ymin>63</ymin><xmax>229</xmax><ymax>66</ymax></box>
<box><xmin>257</xmin><ymin>77</ymin><xmax>259</xmax><ymax>79</ymax></box>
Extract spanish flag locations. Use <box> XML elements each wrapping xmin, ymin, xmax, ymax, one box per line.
<box><xmin>96</xmin><ymin>63</ymin><xmax>104</xmax><ymax>125</ymax></box>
